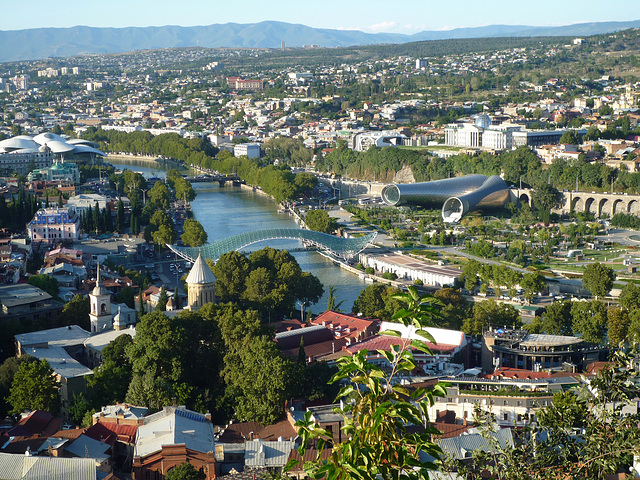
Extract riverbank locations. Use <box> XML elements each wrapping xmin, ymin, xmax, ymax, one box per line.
<box><xmin>107</xmin><ymin>154</ymin><xmax>184</xmax><ymax>169</ymax></box>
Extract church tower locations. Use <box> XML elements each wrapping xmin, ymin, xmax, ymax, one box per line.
<box><xmin>89</xmin><ymin>263</ymin><xmax>112</xmax><ymax>333</ymax></box>
<box><xmin>185</xmin><ymin>254</ymin><xmax>216</xmax><ymax>310</ymax></box>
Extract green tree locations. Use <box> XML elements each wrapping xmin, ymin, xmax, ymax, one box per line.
<box><xmin>115</xmin><ymin>286</ymin><xmax>136</xmax><ymax>309</ymax></box>
<box><xmin>462</xmin><ymin>299</ymin><xmax>520</xmax><ymax>336</ymax></box>
<box><xmin>0</xmin><ymin>356</ymin><xmax>37</xmax><ymax>418</ymax></box>
<box><xmin>222</xmin><ymin>335</ymin><xmax>292</xmax><ymax>424</ymax></box>
<box><xmin>88</xmin><ymin>334</ymin><xmax>134</xmax><ymax>407</ymax></box>
<box><xmin>607</xmin><ymin>307</ymin><xmax>629</xmax><ymax>347</ymax></box>
<box><xmin>152</xmin><ymin>224</ymin><xmax>176</xmax><ymax>248</ymax></box>
<box><xmin>559</xmin><ymin>130</ymin><xmax>580</xmax><ymax>145</ymax></box>
<box><xmin>115</xmin><ymin>198</ymin><xmax>125</xmax><ymax>232</ymax></box>
<box><xmin>293</xmin><ymin>287</ymin><xmax>446</xmax><ymax>480</ymax></box>
<box><xmin>520</xmin><ymin>271</ymin><xmax>546</xmax><ymax>302</ymax></box>
<box><xmin>619</xmin><ymin>283</ymin><xmax>640</xmax><ymax>310</ymax></box>
<box><xmin>627</xmin><ymin>309</ymin><xmax>640</xmax><ymax>343</ymax></box>
<box><xmin>572</xmin><ymin>300</ymin><xmax>607</xmax><ymax>344</ymax></box>
<box><xmin>27</xmin><ymin>274</ymin><xmax>59</xmax><ymax>298</ymax></box>
<box><xmin>540</xmin><ymin>300</ymin><xmax>573</xmax><ymax>335</ymax></box>
<box><xmin>326</xmin><ymin>285</ymin><xmax>345</xmax><ymax>312</ymax></box>
<box><xmin>531</xmin><ymin>184</ymin><xmax>560</xmax><ymax>223</ymax></box>
<box><xmin>582</xmin><ymin>262</ymin><xmax>615</xmax><ymax>299</ymax></box>
<box><xmin>61</xmin><ymin>294</ymin><xmax>90</xmax><ymax>330</ymax></box>
<box><xmin>305</xmin><ymin>209</ymin><xmax>338</xmax><ymax>234</ymax></box>
<box><xmin>166</xmin><ymin>462</ymin><xmax>206</xmax><ymax>480</ymax></box>
<box><xmin>148</xmin><ymin>181</ymin><xmax>171</xmax><ymax>209</ymax></box>
<box><xmin>173</xmin><ymin>178</ymin><xmax>196</xmax><ymax>203</ymax></box>
<box><xmin>352</xmin><ymin>284</ymin><xmax>403</xmax><ymax>321</ymax></box>
<box><xmin>181</xmin><ymin>218</ymin><xmax>208</xmax><ymax>247</ymax></box>
<box><xmin>460</xmin><ymin>348</ymin><xmax>640</xmax><ymax>479</ymax></box>
<box><xmin>156</xmin><ymin>287</ymin><xmax>169</xmax><ymax>312</ymax></box>
<box><xmin>212</xmin><ymin>251</ymin><xmax>249</xmax><ymax>301</ymax></box>
<box><xmin>7</xmin><ymin>359</ymin><xmax>60</xmax><ymax>414</ymax></box>
<box><xmin>68</xmin><ymin>393</ymin><xmax>91</xmax><ymax>425</ymax></box>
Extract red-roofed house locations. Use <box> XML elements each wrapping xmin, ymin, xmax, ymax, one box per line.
<box><xmin>311</xmin><ymin>311</ymin><xmax>379</xmax><ymax>343</ymax></box>
<box><xmin>345</xmin><ymin>321</ymin><xmax>469</xmax><ymax>373</ymax></box>
<box><xmin>5</xmin><ymin>410</ymin><xmax>62</xmax><ymax>438</ymax></box>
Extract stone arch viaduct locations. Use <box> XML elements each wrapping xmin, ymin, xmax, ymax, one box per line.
<box><xmin>515</xmin><ymin>188</ymin><xmax>640</xmax><ymax>217</ymax></box>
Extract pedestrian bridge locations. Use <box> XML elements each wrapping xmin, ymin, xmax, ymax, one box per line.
<box><xmin>168</xmin><ymin>228</ymin><xmax>377</xmax><ymax>263</ymax></box>
<box><xmin>514</xmin><ymin>188</ymin><xmax>640</xmax><ymax>217</ymax></box>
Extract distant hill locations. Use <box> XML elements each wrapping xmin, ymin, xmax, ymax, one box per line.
<box><xmin>0</xmin><ymin>20</ymin><xmax>639</xmax><ymax>63</ymax></box>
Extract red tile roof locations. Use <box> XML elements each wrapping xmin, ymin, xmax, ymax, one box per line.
<box><xmin>86</xmin><ymin>422</ymin><xmax>138</xmax><ymax>445</ymax></box>
<box><xmin>6</xmin><ymin>411</ymin><xmax>62</xmax><ymax>438</ymax></box>
<box><xmin>280</xmin><ymin>338</ymin><xmax>348</xmax><ymax>361</ymax></box>
<box><xmin>346</xmin><ymin>335</ymin><xmax>459</xmax><ymax>355</ymax></box>
<box><xmin>311</xmin><ymin>311</ymin><xmax>379</xmax><ymax>341</ymax></box>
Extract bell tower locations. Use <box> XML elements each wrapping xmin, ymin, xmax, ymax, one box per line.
<box><xmin>89</xmin><ymin>262</ymin><xmax>112</xmax><ymax>332</ymax></box>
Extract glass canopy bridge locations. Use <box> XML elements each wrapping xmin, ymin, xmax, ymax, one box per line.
<box><xmin>168</xmin><ymin>228</ymin><xmax>377</xmax><ymax>263</ymax></box>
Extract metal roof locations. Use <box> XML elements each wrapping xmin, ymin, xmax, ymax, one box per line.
<box><xmin>83</xmin><ymin>328</ymin><xmax>136</xmax><ymax>353</ymax></box>
<box><xmin>0</xmin><ymin>284</ymin><xmax>52</xmax><ymax>308</ymax></box>
<box><xmin>0</xmin><ymin>452</ymin><xmax>96</xmax><ymax>480</ymax></box>
<box><xmin>437</xmin><ymin>428</ymin><xmax>514</xmax><ymax>460</ymax></box>
<box><xmin>521</xmin><ymin>333</ymin><xmax>584</xmax><ymax>347</ymax></box>
<box><xmin>169</xmin><ymin>228</ymin><xmax>376</xmax><ymax>263</ymax></box>
<box><xmin>244</xmin><ymin>440</ymin><xmax>296</xmax><ymax>468</ymax></box>
<box><xmin>16</xmin><ymin>325</ymin><xmax>90</xmax><ymax>349</ymax></box>
<box><xmin>185</xmin><ymin>254</ymin><xmax>216</xmax><ymax>285</ymax></box>
<box><xmin>134</xmin><ymin>407</ymin><xmax>214</xmax><ymax>459</ymax></box>
<box><xmin>65</xmin><ymin>435</ymin><xmax>111</xmax><ymax>463</ymax></box>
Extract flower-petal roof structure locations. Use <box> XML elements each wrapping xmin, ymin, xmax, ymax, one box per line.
<box><xmin>381</xmin><ymin>174</ymin><xmax>511</xmax><ymax>223</ymax></box>
<box><xmin>168</xmin><ymin>228</ymin><xmax>377</xmax><ymax>263</ymax></box>
<box><xmin>0</xmin><ymin>133</ymin><xmax>105</xmax><ymax>157</ymax></box>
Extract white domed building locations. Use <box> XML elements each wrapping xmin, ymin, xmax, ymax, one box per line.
<box><xmin>0</xmin><ymin>132</ymin><xmax>104</xmax><ymax>176</ymax></box>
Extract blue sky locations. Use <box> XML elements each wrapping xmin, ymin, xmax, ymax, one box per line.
<box><xmin>2</xmin><ymin>0</ymin><xmax>637</xmax><ymax>33</ymax></box>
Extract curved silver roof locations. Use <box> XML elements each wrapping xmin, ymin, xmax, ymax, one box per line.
<box><xmin>0</xmin><ymin>133</ymin><xmax>105</xmax><ymax>157</ymax></box>
<box><xmin>0</xmin><ymin>136</ymin><xmax>39</xmax><ymax>153</ymax></box>
<box><xmin>381</xmin><ymin>174</ymin><xmax>510</xmax><ymax>223</ymax></box>
<box><xmin>442</xmin><ymin>175</ymin><xmax>510</xmax><ymax>223</ymax></box>
<box><xmin>381</xmin><ymin>175</ymin><xmax>488</xmax><ymax>207</ymax></box>
<box><xmin>68</xmin><ymin>138</ymin><xmax>100</xmax><ymax>149</ymax></box>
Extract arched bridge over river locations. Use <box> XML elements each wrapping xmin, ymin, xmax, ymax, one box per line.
<box><xmin>168</xmin><ymin>228</ymin><xmax>377</xmax><ymax>263</ymax></box>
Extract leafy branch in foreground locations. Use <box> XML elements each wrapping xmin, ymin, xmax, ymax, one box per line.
<box><xmin>444</xmin><ymin>347</ymin><xmax>640</xmax><ymax>480</ymax></box>
<box><xmin>290</xmin><ymin>287</ymin><xmax>447</xmax><ymax>480</ymax></box>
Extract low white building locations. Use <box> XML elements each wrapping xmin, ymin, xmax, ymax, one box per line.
<box><xmin>358</xmin><ymin>252</ymin><xmax>460</xmax><ymax>287</ymax></box>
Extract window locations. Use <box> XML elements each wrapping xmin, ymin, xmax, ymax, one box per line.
<box><xmin>503</xmin><ymin>413</ymin><xmax>508</xmax><ymax>421</ymax></box>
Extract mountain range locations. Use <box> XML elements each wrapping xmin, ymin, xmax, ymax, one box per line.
<box><xmin>1</xmin><ymin>20</ymin><xmax>639</xmax><ymax>63</ymax></box>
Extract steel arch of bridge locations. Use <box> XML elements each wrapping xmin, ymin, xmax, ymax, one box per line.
<box><xmin>168</xmin><ymin>228</ymin><xmax>377</xmax><ymax>263</ymax></box>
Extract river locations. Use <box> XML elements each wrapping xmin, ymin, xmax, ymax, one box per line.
<box><xmin>108</xmin><ymin>158</ymin><xmax>368</xmax><ymax>313</ymax></box>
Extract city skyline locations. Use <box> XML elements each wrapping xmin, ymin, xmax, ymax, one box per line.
<box><xmin>1</xmin><ymin>0</ymin><xmax>637</xmax><ymax>34</ymax></box>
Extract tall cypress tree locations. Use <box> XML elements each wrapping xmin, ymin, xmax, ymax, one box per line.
<box><xmin>116</xmin><ymin>199</ymin><xmax>124</xmax><ymax>232</ymax></box>
<box><xmin>93</xmin><ymin>202</ymin><xmax>100</xmax><ymax>234</ymax></box>
<box><xmin>104</xmin><ymin>205</ymin><xmax>113</xmax><ymax>232</ymax></box>
<box><xmin>86</xmin><ymin>206</ymin><xmax>94</xmax><ymax>232</ymax></box>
